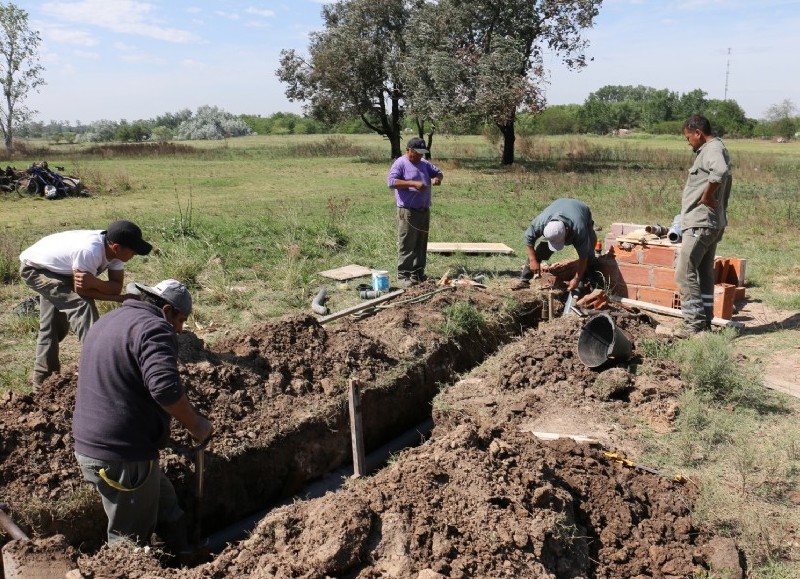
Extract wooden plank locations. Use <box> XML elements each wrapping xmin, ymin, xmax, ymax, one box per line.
<box><xmin>611</xmin><ymin>296</ymin><xmax>744</xmax><ymax>329</ymax></box>
<box><xmin>427</xmin><ymin>242</ymin><xmax>514</xmax><ymax>255</ymax></box>
<box><xmin>318</xmin><ymin>289</ymin><xmax>405</xmax><ymax>324</ymax></box>
<box><xmin>348</xmin><ymin>379</ymin><xmax>366</xmax><ymax>477</ymax></box>
<box><xmin>527</xmin><ymin>431</ymin><xmax>600</xmax><ymax>445</ymax></box>
<box><xmin>317</xmin><ymin>264</ymin><xmax>373</xmax><ymax>281</ymax></box>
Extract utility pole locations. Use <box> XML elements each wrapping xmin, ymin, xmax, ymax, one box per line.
<box><xmin>724</xmin><ymin>48</ymin><xmax>731</xmax><ymax>100</ymax></box>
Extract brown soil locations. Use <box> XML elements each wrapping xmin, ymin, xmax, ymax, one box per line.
<box><xmin>0</xmin><ymin>282</ymin><xmax>743</xmax><ymax>578</ymax></box>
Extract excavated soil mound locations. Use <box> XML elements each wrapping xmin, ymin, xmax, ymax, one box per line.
<box><xmin>72</xmin><ymin>425</ymin><xmax>710</xmax><ymax>578</ymax></box>
<box><xmin>0</xmin><ymin>286</ymin><xmax>535</xmax><ymax>543</ymax></box>
<box><xmin>1</xmin><ymin>285</ymin><xmax>742</xmax><ymax>578</ymax></box>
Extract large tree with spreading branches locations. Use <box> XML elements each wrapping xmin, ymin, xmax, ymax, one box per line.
<box><xmin>404</xmin><ymin>0</ymin><xmax>601</xmax><ymax>164</ymax></box>
<box><xmin>277</xmin><ymin>0</ymin><xmax>421</xmax><ymax>159</ymax></box>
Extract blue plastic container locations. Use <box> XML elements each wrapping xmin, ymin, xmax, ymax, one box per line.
<box><xmin>371</xmin><ymin>270</ymin><xmax>390</xmax><ymax>291</ymax></box>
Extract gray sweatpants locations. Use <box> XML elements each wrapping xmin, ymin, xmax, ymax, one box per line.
<box><xmin>19</xmin><ymin>266</ymin><xmax>99</xmax><ymax>384</ymax></box>
<box><xmin>397</xmin><ymin>207</ymin><xmax>430</xmax><ymax>280</ymax></box>
<box><xmin>675</xmin><ymin>227</ymin><xmax>722</xmax><ymax>332</ymax></box>
<box><xmin>76</xmin><ymin>453</ymin><xmax>183</xmax><ymax>546</ymax></box>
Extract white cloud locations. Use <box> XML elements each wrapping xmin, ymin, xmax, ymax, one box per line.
<box><xmin>214</xmin><ymin>10</ymin><xmax>240</xmax><ymax>21</ymax></box>
<box><xmin>246</xmin><ymin>7</ymin><xmax>275</xmax><ymax>18</ymax></box>
<box><xmin>41</xmin><ymin>0</ymin><xmax>199</xmax><ymax>43</ymax></box>
<box><xmin>38</xmin><ymin>23</ymin><xmax>98</xmax><ymax>46</ymax></box>
<box><xmin>113</xmin><ymin>41</ymin><xmax>137</xmax><ymax>52</ymax></box>
<box><xmin>120</xmin><ymin>52</ymin><xmax>165</xmax><ymax>64</ymax></box>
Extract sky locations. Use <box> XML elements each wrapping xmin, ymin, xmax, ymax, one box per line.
<box><xmin>15</xmin><ymin>0</ymin><xmax>800</xmax><ymax>125</ymax></box>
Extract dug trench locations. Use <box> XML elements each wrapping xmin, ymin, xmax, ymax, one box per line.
<box><xmin>0</xmin><ymin>282</ymin><xmax>744</xmax><ymax>578</ymax></box>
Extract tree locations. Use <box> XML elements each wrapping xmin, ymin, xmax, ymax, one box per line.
<box><xmin>0</xmin><ymin>2</ymin><xmax>44</xmax><ymax>151</ymax></box>
<box><xmin>703</xmin><ymin>98</ymin><xmax>751</xmax><ymax>137</ymax></box>
<box><xmin>764</xmin><ymin>99</ymin><xmax>798</xmax><ymax>140</ymax></box>
<box><xmin>677</xmin><ymin>89</ymin><xmax>707</xmax><ymax>120</ymax></box>
<box><xmin>175</xmin><ymin>105</ymin><xmax>252</xmax><ymax>140</ymax></box>
<box><xmin>405</xmin><ymin>0</ymin><xmax>600</xmax><ymax>164</ymax></box>
<box><xmin>518</xmin><ymin>105</ymin><xmax>583</xmax><ymax>135</ymax></box>
<box><xmin>277</xmin><ymin>0</ymin><xmax>419</xmax><ymax>158</ymax></box>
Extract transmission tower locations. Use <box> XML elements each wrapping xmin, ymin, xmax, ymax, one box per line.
<box><xmin>724</xmin><ymin>48</ymin><xmax>731</xmax><ymax>100</ymax></box>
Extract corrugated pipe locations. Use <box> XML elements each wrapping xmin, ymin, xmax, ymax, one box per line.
<box><xmin>645</xmin><ymin>224</ymin><xmax>668</xmax><ymax>237</ymax></box>
<box><xmin>311</xmin><ymin>288</ymin><xmax>329</xmax><ymax>315</ymax></box>
<box><xmin>667</xmin><ymin>214</ymin><xmax>682</xmax><ymax>243</ymax></box>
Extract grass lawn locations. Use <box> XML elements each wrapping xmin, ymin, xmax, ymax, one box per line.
<box><xmin>2</xmin><ymin>132</ymin><xmax>799</xmax><ymax>577</ymax></box>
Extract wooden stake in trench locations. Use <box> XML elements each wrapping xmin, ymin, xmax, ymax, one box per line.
<box><xmin>348</xmin><ymin>379</ymin><xmax>366</xmax><ymax>477</ymax></box>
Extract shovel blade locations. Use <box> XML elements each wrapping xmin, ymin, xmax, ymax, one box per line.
<box><xmin>562</xmin><ymin>291</ymin><xmax>575</xmax><ymax>317</ymax></box>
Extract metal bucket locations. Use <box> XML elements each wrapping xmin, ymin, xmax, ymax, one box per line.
<box><xmin>577</xmin><ymin>313</ymin><xmax>633</xmax><ymax>368</ymax></box>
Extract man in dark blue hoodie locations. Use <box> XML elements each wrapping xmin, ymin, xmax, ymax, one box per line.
<box><xmin>73</xmin><ymin>279</ymin><xmax>212</xmax><ymax>557</ymax></box>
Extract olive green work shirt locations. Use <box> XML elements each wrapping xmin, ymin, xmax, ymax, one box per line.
<box><xmin>680</xmin><ymin>137</ymin><xmax>732</xmax><ymax>231</ymax></box>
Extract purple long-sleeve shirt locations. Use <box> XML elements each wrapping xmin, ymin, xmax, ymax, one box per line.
<box><xmin>387</xmin><ymin>156</ymin><xmax>443</xmax><ymax>210</ymax></box>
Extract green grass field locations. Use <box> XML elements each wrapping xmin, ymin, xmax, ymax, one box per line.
<box><xmin>2</xmin><ymin>132</ymin><xmax>799</xmax><ymax>376</ymax></box>
<box><xmin>2</xmin><ymin>133</ymin><xmax>799</xmax><ymax>577</ymax></box>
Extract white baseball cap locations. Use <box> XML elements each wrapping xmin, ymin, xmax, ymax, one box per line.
<box><xmin>543</xmin><ymin>220</ymin><xmax>566</xmax><ymax>252</ymax></box>
<box><xmin>134</xmin><ymin>279</ymin><xmax>192</xmax><ymax>314</ymax></box>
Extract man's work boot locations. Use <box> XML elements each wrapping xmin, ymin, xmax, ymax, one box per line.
<box><xmin>510</xmin><ymin>279</ymin><xmax>530</xmax><ymax>291</ymax></box>
<box><xmin>671</xmin><ymin>324</ymin><xmax>703</xmax><ymax>339</ymax></box>
<box><xmin>155</xmin><ymin>515</ymin><xmax>190</xmax><ymax>556</ymax></box>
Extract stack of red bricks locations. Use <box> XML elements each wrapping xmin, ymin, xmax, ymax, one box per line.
<box><xmin>598</xmin><ymin>223</ymin><xmax>746</xmax><ymax>320</ymax></box>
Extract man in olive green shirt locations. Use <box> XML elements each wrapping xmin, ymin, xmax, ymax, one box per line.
<box><xmin>675</xmin><ymin>115</ymin><xmax>732</xmax><ymax>335</ymax></box>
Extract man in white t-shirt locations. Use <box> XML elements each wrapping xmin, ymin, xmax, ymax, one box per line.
<box><xmin>19</xmin><ymin>220</ymin><xmax>153</xmax><ymax>389</ymax></box>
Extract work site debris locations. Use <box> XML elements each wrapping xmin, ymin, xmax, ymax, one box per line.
<box><xmin>1</xmin><ymin>162</ymin><xmax>88</xmax><ymax>199</ymax></box>
<box><xmin>576</xmin><ymin>288</ymin><xmax>609</xmax><ymax>310</ymax></box>
<box><xmin>436</xmin><ymin>271</ymin><xmax>486</xmax><ymax>288</ymax></box>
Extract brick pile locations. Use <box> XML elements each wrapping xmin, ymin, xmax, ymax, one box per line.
<box><xmin>598</xmin><ymin>223</ymin><xmax>746</xmax><ymax>320</ymax></box>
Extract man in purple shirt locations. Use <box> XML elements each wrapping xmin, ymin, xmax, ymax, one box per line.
<box><xmin>387</xmin><ymin>137</ymin><xmax>444</xmax><ymax>287</ymax></box>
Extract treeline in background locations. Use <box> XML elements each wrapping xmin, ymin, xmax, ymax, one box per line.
<box><xmin>19</xmin><ymin>85</ymin><xmax>799</xmax><ymax>144</ymax></box>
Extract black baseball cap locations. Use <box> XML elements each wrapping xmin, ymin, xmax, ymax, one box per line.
<box><xmin>406</xmin><ymin>137</ymin><xmax>429</xmax><ymax>154</ymax></box>
<box><xmin>104</xmin><ymin>220</ymin><xmax>153</xmax><ymax>255</ymax></box>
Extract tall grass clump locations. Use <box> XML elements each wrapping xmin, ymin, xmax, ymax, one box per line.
<box><xmin>0</xmin><ymin>232</ymin><xmax>22</xmax><ymax>284</ymax></box>
<box><xmin>672</xmin><ymin>329</ymin><xmax>771</xmax><ymax>409</ymax></box>
<box><xmin>436</xmin><ymin>300</ymin><xmax>485</xmax><ymax>339</ymax></box>
<box><xmin>289</xmin><ymin>136</ymin><xmax>365</xmax><ymax>158</ymax></box>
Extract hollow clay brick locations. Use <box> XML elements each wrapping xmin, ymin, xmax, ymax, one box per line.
<box><xmin>652</xmin><ymin>268</ymin><xmax>679</xmax><ymax>291</ymax></box>
<box><xmin>727</xmin><ymin>257</ymin><xmax>747</xmax><ymax>287</ymax></box>
<box><xmin>713</xmin><ymin>283</ymin><xmax>736</xmax><ymax>320</ymax></box>
<box><xmin>641</xmin><ymin>245</ymin><xmax>679</xmax><ymax>268</ymax></box>
<box><xmin>606</xmin><ymin>244</ymin><xmax>641</xmax><ymax>264</ymax></box>
<box><xmin>616</xmin><ymin>263</ymin><xmax>653</xmax><ymax>287</ymax></box>
<box><xmin>638</xmin><ymin>287</ymin><xmax>679</xmax><ymax>308</ymax></box>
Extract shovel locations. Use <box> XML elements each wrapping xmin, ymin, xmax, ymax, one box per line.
<box><xmin>562</xmin><ymin>287</ymin><xmax>581</xmax><ymax>317</ymax></box>
<box><xmin>192</xmin><ymin>444</ymin><xmax>205</xmax><ymax>549</ymax></box>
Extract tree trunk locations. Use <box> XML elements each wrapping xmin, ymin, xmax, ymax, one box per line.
<box><xmin>389</xmin><ymin>89</ymin><xmax>403</xmax><ymax>158</ymax></box>
<box><xmin>500</xmin><ymin>123</ymin><xmax>515</xmax><ymax>165</ymax></box>
<box><xmin>4</xmin><ymin>83</ymin><xmax>14</xmax><ymax>152</ymax></box>
<box><xmin>390</xmin><ymin>132</ymin><xmax>402</xmax><ymax>159</ymax></box>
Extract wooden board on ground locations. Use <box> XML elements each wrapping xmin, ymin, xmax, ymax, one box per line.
<box><xmin>318</xmin><ymin>264</ymin><xmax>373</xmax><ymax>281</ymax></box>
<box><xmin>611</xmin><ymin>296</ymin><xmax>744</xmax><ymax>329</ymax></box>
<box><xmin>427</xmin><ymin>242</ymin><xmax>514</xmax><ymax>255</ymax></box>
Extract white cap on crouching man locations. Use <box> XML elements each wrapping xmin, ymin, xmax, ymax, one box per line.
<box><xmin>543</xmin><ymin>220</ymin><xmax>567</xmax><ymax>252</ymax></box>
<box><xmin>134</xmin><ymin>279</ymin><xmax>192</xmax><ymax>314</ymax></box>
